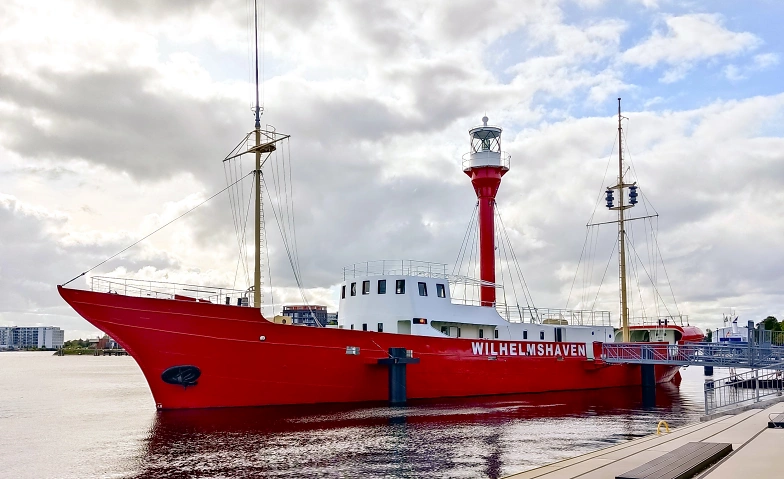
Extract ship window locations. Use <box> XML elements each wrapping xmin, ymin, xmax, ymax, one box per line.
<box><xmin>457</xmin><ymin>327</ymin><xmax>461</xmax><ymax>338</ymax></box>
<box><xmin>350</xmin><ymin>324</ymin><xmax>354</xmax><ymax>330</ymax></box>
<box><xmin>378</xmin><ymin>279</ymin><xmax>386</xmax><ymax>294</ymax></box>
<box><xmin>362</xmin><ymin>323</ymin><xmax>368</xmax><ymax>331</ymax></box>
<box><xmin>362</xmin><ymin>280</ymin><xmax>370</xmax><ymax>295</ymax></box>
<box><xmin>436</xmin><ymin>283</ymin><xmax>446</xmax><ymax>298</ymax></box>
<box><xmin>494</xmin><ymin>329</ymin><xmax>499</xmax><ymax>339</ymax></box>
<box><xmin>479</xmin><ymin>329</ymin><xmax>484</xmax><ymax>339</ymax></box>
<box><xmin>441</xmin><ymin>326</ymin><xmax>448</xmax><ymax>335</ymax></box>
<box><xmin>341</xmin><ymin>285</ymin><xmax>346</xmax><ymax>299</ymax></box>
<box><xmin>378</xmin><ymin>323</ymin><xmax>383</xmax><ymax>332</ymax></box>
<box><xmin>396</xmin><ymin>279</ymin><xmax>405</xmax><ymax>294</ymax></box>
<box><xmin>350</xmin><ymin>282</ymin><xmax>356</xmax><ymax>296</ymax></box>
<box><xmin>523</xmin><ymin>330</ymin><xmax>528</xmax><ymax>340</ymax></box>
<box><xmin>418</xmin><ymin>282</ymin><xmax>427</xmax><ymax>296</ymax></box>
<box><xmin>540</xmin><ymin>331</ymin><xmax>545</xmax><ymax>340</ymax></box>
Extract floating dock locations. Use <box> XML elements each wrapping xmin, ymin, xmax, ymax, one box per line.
<box><xmin>504</xmin><ymin>403</ymin><xmax>784</xmax><ymax>479</ymax></box>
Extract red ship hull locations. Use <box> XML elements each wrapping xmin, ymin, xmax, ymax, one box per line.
<box><xmin>59</xmin><ymin>286</ymin><xmax>681</xmax><ymax>409</ymax></box>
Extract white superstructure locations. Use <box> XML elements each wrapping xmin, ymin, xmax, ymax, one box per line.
<box><xmin>337</xmin><ymin>261</ymin><xmax>615</xmax><ymax>357</ymax></box>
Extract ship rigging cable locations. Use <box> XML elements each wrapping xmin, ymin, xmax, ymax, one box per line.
<box><xmin>451</xmin><ymin>199</ymin><xmax>537</xmax><ymax>321</ymax></box>
<box><xmin>61</xmin><ymin>171</ymin><xmax>254</xmax><ymax>287</ymax></box>
<box><xmin>565</xmin><ymin>131</ymin><xmax>617</xmax><ymax>310</ymax></box>
<box><xmin>496</xmin><ymin>208</ymin><xmax>538</xmax><ymax>318</ymax></box>
<box><xmin>568</xmin><ymin>113</ymin><xmax>682</xmax><ymax>324</ymax></box>
<box><xmin>223</xmin><ymin>133</ymin><xmax>314</xmax><ymax>323</ymax></box>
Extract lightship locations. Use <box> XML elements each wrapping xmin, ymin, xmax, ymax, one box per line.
<box><xmin>58</xmin><ymin>4</ymin><xmax>702</xmax><ymax>410</ymax></box>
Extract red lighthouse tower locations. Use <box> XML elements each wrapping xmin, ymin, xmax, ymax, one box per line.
<box><xmin>463</xmin><ymin>116</ymin><xmax>510</xmax><ymax>307</ymax></box>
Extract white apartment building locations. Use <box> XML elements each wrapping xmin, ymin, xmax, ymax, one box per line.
<box><xmin>0</xmin><ymin>326</ymin><xmax>65</xmax><ymax>349</ymax></box>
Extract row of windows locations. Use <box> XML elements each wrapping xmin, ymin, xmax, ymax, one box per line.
<box><xmin>342</xmin><ymin>279</ymin><xmax>447</xmax><ymax>299</ymax></box>
<box><xmin>441</xmin><ymin>327</ymin><xmax>502</xmax><ymax>339</ymax></box>
<box><xmin>348</xmin><ymin>323</ymin><xmax>384</xmax><ymax>332</ymax></box>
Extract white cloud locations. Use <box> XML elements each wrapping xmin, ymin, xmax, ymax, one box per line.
<box><xmin>754</xmin><ymin>52</ymin><xmax>779</xmax><ymax>69</ymax></box>
<box><xmin>622</xmin><ymin>14</ymin><xmax>761</xmax><ymax>81</ymax></box>
<box><xmin>724</xmin><ymin>52</ymin><xmax>780</xmax><ymax>82</ymax></box>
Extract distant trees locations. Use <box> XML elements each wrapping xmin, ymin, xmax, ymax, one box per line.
<box><xmin>756</xmin><ymin>316</ymin><xmax>781</xmax><ymax>332</ymax></box>
<box><xmin>63</xmin><ymin>339</ymin><xmax>90</xmax><ymax>348</ymax></box>
<box><xmin>704</xmin><ymin>328</ymin><xmax>713</xmax><ymax>342</ymax></box>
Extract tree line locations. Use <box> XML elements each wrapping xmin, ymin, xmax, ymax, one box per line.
<box><xmin>63</xmin><ymin>339</ymin><xmax>91</xmax><ymax>348</ymax></box>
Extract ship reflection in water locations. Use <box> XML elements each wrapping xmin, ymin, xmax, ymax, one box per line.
<box><xmin>135</xmin><ymin>376</ymin><xmax>700</xmax><ymax>479</ymax></box>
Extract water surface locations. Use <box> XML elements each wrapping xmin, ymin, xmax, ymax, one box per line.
<box><xmin>0</xmin><ymin>352</ymin><xmax>707</xmax><ymax>478</ymax></box>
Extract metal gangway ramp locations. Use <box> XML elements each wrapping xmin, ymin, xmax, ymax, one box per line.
<box><xmin>601</xmin><ymin>342</ymin><xmax>784</xmax><ymax>370</ymax></box>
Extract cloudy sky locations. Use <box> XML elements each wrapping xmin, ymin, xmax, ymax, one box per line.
<box><xmin>1</xmin><ymin>0</ymin><xmax>782</xmax><ymax>339</ymax></box>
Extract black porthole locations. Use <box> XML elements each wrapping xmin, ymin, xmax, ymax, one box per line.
<box><xmin>161</xmin><ymin>365</ymin><xmax>201</xmax><ymax>388</ymax></box>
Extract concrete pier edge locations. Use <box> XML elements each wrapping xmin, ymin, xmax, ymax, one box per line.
<box><xmin>503</xmin><ymin>403</ymin><xmax>784</xmax><ymax>479</ymax></box>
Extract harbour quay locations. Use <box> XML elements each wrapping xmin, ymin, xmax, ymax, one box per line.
<box><xmin>503</xmin><ymin>402</ymin><xmax>784</xmax><ymax>479</ymax></box>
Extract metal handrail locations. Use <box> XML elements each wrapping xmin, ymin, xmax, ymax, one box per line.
<box><xmin>444</xmin><ymin>299</ymin><xmax>612</xmax><ymax>326</ymax></box>
<box><xmin>704</xmin><ymin>363</ymin><xmax>784</xmax><ymax>415</ymax></box>
<box><xmin>461</xmin><ymin>151</ymin><xmax>511</xmax><ymax>172</ymax></box>
<box><xmin>90</xmin><ymin>276</ymin><xmax>250</xmax><ymax>306</ymax></box>
<box><xmin>602</xmin><ymin>342</ymin><xmax>784</xmax><ymax>369</ymax></box>
<box><xmin>628</xmin><ymin>315</ymin><xmax>689</xmax><ymax>327</ymax></box>
<box><xmin>341</xmin><ymin>260</ymin><xmax>497</xmax><ymax>287</ymax></box>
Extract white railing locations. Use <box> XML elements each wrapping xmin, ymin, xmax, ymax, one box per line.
<box><xmin>629</xmin><ymin>315</ymin><xmax>689</xmax><ymax>327</ymax></box>
<box><xmin>343</xmin><ymin>260</ymin><xmax>448</xmax><ymax>280</ymax></box>
<box><xmin>448</xmin><ymin>299</ymin><xmax>612</xmax><ymax>326</ymax></box>
<box><xmin>461</xmin><ymin>151</ymin><xmax>511</xmax><ymax>172</ymax></box>
<box><xmin>342</xmin><ymin>260</ymin><xmax>497</xmax><ymax>288</ymax></box>
<box><xmin>704</xmin><ymin>364</ymin><xmax>784</xmax><ymax>416</ymax></box>
<box><xmin>90</xmin><ymin>276</ymin><xmax>251</xmax><ymax>306</ymax></box>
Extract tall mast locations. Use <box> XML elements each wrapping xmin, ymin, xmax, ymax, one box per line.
<box><xmin>617</xmin><ymin>98</ymin><xmax>629</xmax><ymax>342</ymax></box>
<box><xmin>253</xmin><ymin>0</ymin><xmax>262</xmax><ymax>308</ymax></box>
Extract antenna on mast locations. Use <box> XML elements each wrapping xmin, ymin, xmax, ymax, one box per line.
<box><xmin>254</xmin><ymin>0</ymin><xmax>261</xmax><ymax>129</ymax></box>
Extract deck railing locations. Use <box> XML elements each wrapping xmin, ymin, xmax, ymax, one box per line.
<box><xmin>343</xmin><ymin>260</ymin><xmax>449</xmax><ymax>281</ymax></box>
<box><xmin>447</xmin><ymin>299</ymin><xmax>612</xmax><ymax>326</ymax></box>
<box><xmin>628</xmin><ymin>315</ymin><xmax>689</xmax><ymax>327</ymax></box>
<box><xmin>90</xmin><ymin>276</ymin><xmax>250</xmax><ymax>306</ymax></box>
<box><xmin>704</xmin><ymin>364</ymin><xmax>784</xmax><ymax>416</ymax></box>
<box><xmin>341</xmin><ymin>260</ymin><xmax>498</xmax><ymax>288</ymax></box>
<box><xmin>602</xmin><ymin>342</ymin><xmax>784</xmax><ymax>369</ymax></box>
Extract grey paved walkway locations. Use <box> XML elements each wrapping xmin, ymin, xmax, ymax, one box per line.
<box><xmin>504</xmin><ymin>404</ymin><xmax>784</xmax><ymax>479</ymax></box>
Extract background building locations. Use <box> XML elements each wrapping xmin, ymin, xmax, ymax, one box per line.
<box><xmin>0</xmin><ymin>326</ymin><xmax>64</xmax><ymax>349</ymax></box>
<box><xmin>0</xmin><ymin>327</ymin><xmax>12</xmax><ymax>349</ymax></box>
<box><xmin>281</xmin><ymin>305</ymin><xmax>328</xmax><ymax>327</ymax></box>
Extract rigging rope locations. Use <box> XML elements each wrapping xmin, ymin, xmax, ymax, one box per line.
<box><xmin>565</xmin><ymin>226</ymin><xmax>589</xmax><ymax>310</ymax></box>
<box><xmin>627</xmin><ymin>224</ymin><xmax>648</xmax><ymax>321</ymax></box>
<box><xmin>452</xmin><ymin>202</ymin><xmax>478</xmax><ymax>301</ymax></box>
<box><xmin>591</xmin><ymin>236</ymin><xmax>618</xmax><ymax>312</ymax></box>
<box><xmin>626</xmin><ymin>236</ymin><xmax>678</xmax><ymax>319</ymax></box>
<box><xmin>260</xmin><ymin>173</ymin><xmax>320</xmax><ymax>325</ymax></box>
<box><xmin>453</xmin><ymin>202</ymin><xmax>479</xmax><ymax>275</ymax></box>
<box><xmin>497</xmin><ymin>210</ymin><xmax>537</xmax><ymax>317</ymax></box>
<box><xmin>62</xmin><ymin>171</ymin><xmax>254</xmax><ymax>287</ymax></box>
<box><xmin>232</xmin><ymin>178</ymin><xmax>256</xmax><ymax>289</ymax></box>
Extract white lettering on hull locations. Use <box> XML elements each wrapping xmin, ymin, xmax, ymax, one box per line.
<box><xmin>469</xmin><ymin>342</ymin><xmax>587</xmax><ymax>358</ymax></box>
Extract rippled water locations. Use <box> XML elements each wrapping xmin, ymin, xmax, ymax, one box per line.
<box><xmin>0</xmin><ymin>352</ymin><xmax>708</xmax><ymax>478</ymax></box>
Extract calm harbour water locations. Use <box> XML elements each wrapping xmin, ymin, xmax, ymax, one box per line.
<box><xmin>0</xmin><ymin>352</ymin><xmax>708</xmax><ymax>479</ymax></box>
